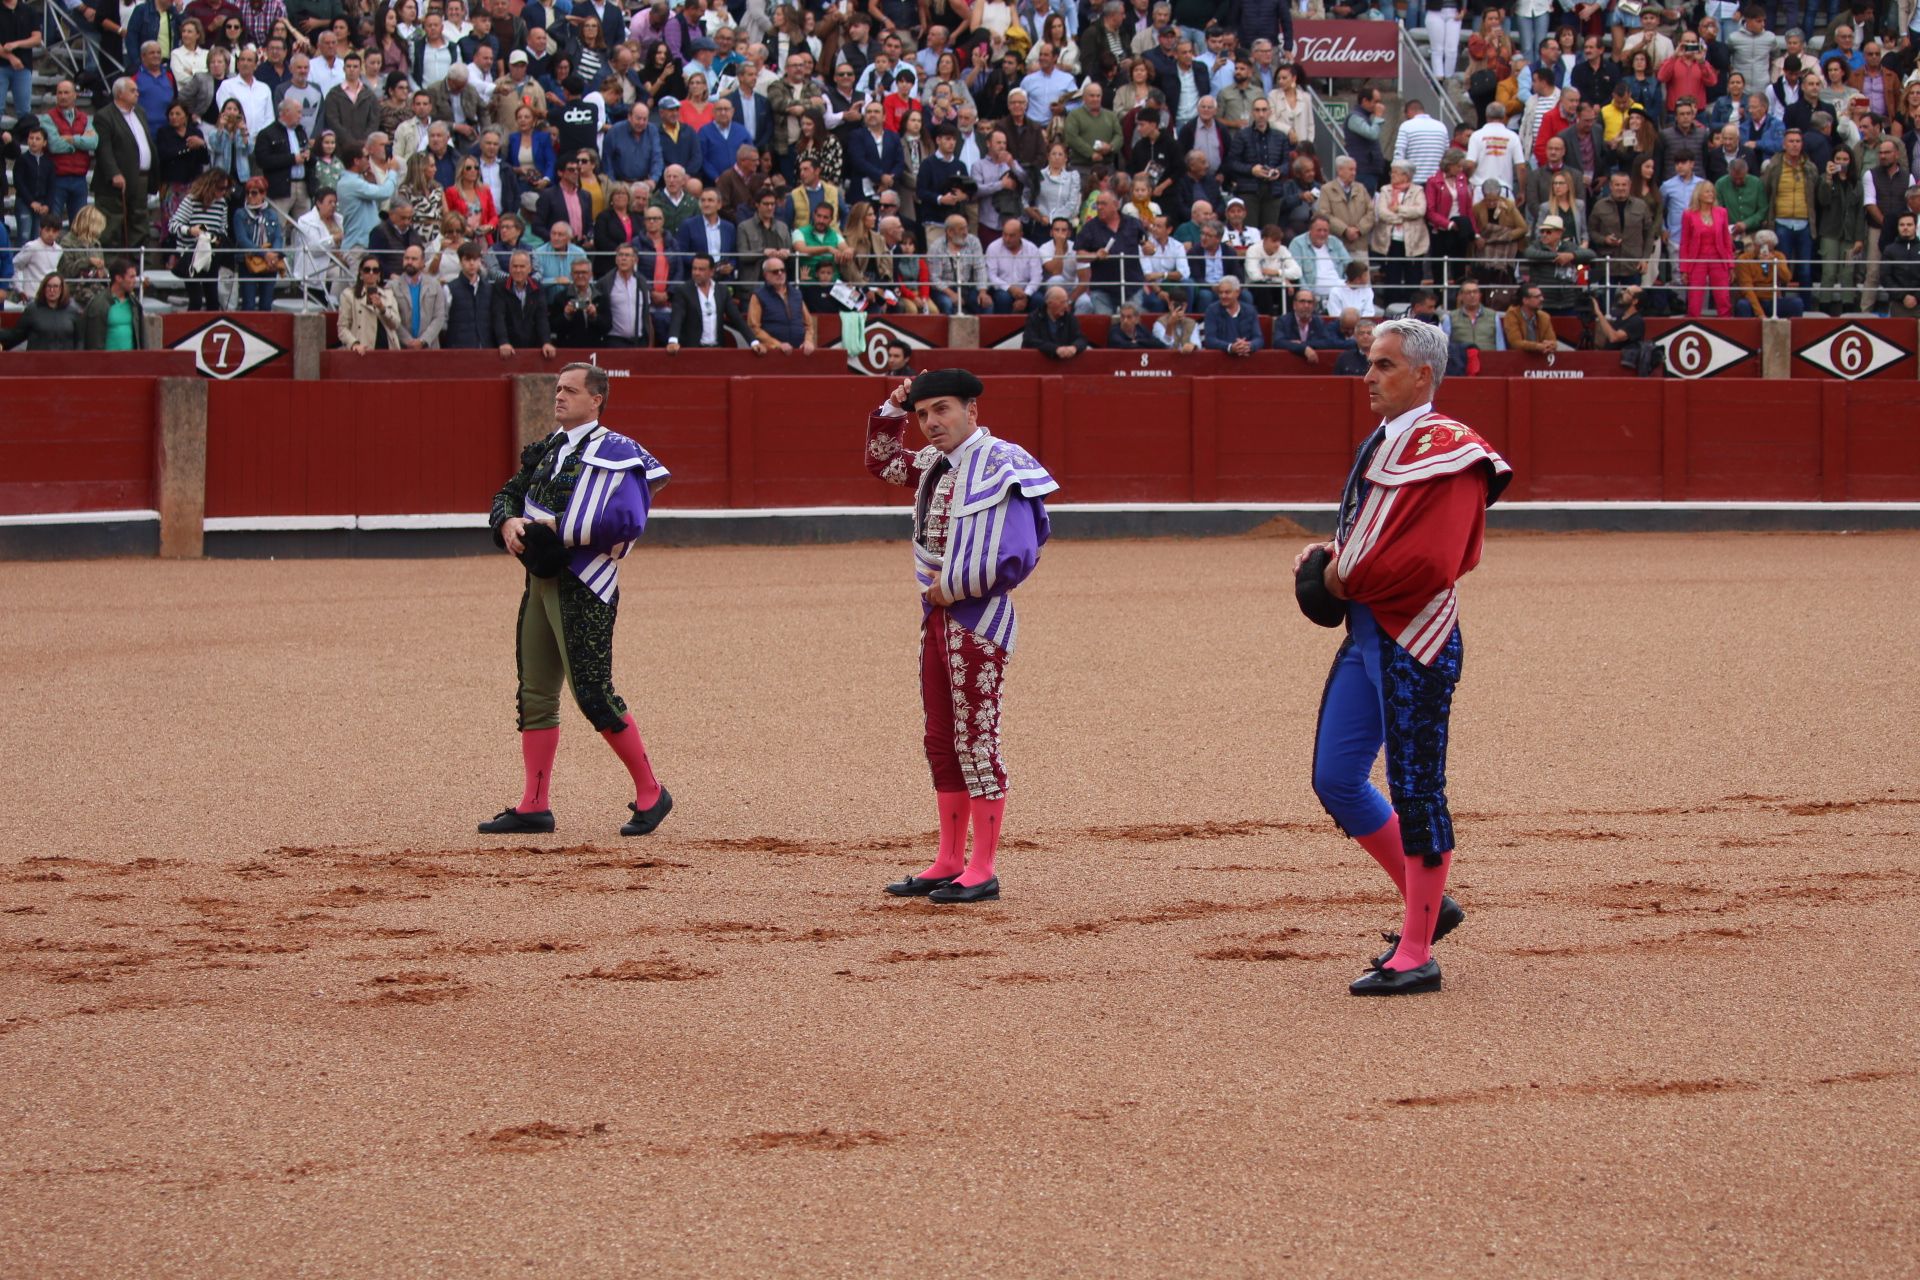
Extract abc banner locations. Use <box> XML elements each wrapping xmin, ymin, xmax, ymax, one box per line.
<box><xmin>1290</xmin><ymin>21</ymin><xmax>1401</xmax><ymax>80</ymax></box>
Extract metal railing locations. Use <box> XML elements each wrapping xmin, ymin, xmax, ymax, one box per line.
<box><xmin>1304</xmin><ymin>86</ymin><xmax>1351</xmax><ymax>183</ymax></box>
<box><xmin>6</xmin><ymin>248</ymin><xmax>1878</xmax><ymax>321</ymax></box>
<box><xmin>37</xmin><ymin>0</ymin><xmax>124</xmax><ymax>87</ymax></box>
<box><xmin>1395</xmin><ymin>24</ymin><xmax>1463</xmax><ymax>131</ymax></box>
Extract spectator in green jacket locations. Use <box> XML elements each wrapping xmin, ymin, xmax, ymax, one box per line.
<box><xmin>82</xmin><ymin>258</ymin><xmax>148</xmax><ymax>350</ymax></box>
<box><xmin>1715</xmin><ymin>158</ymin><xmax>1768</xmax><ymax>247</ymax></box>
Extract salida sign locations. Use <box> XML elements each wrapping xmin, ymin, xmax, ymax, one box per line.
<box><xmin>1290</xmin><ymin>21</ymin><xmax>1399</xmax><ymax>79</ymax></box>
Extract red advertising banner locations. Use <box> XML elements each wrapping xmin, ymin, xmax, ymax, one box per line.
<box><xmin>1290</xmin><ymin>21</ymin><xmax>1401</xmax><ymax>80</ymax></box>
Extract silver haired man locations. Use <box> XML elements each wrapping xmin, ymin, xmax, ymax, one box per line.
<box><xmin>1291</xmin><ymin>319</ymin><xmax>1513</xmax><ymax>997</ymax></box>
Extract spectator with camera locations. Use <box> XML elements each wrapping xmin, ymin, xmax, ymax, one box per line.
<box><xmin>548</xmin><ymin>256</ymin><xmax>608</xmax><ymax>347</ymax></box>
<box><xmin>1591</xmin><ymin>283</ymin><xmax>1648</xmax><ymax>349</ymax></box>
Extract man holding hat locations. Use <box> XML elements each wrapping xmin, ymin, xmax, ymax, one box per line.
<box><xmin>1293</xmin><ymin>319</ymin><xmax>1511</xmax><ymax>995</ymax></box>
<box><xmin>481</xmin><ymin>362</ymin><xmax>675</xmax><ymax>838</ymax></box>
<box><xmin>865</xmin><ymin>369</ymin><xmax>1059</xmax><ymax>904</ymax></box>
<box><xmin>1290</xmin><ymin>322</ymin><xmax>1512</xmax><ymax>997</ymax></box>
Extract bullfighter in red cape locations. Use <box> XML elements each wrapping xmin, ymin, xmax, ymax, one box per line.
<box><xmin>1294</xmin><ymin>319</ymin><xmax>1513</xmax><ymax>995</ymax></box>
<box><xmin>865</xmin><ymin>368</ymin><xmax>1059</xmax><ymax>904</ymax></box>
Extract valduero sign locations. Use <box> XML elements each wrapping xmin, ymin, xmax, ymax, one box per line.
<box><xmin>1291</xmin><ymin>21</ymin><xmax>1401</xmax><ymax>79</ymax></box>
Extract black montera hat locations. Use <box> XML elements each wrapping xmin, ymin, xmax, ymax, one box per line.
<box><xmin>907</xmin><ymin>368</ymin><xmax>985</xmax><ymax>407</ymax></box>
<box><xmin>517</xmin><ymin>521</ymin><xmax>570</xmax><ymax>578</ymax></box>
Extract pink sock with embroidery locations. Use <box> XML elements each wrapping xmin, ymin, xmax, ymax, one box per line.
<box><xmin>921</xmin><ymin>791</ymin><xmax>971</xmax><ymax>879</ymax></box>
<box><xmin>1355</xmin><ymin>815</ymin><xmax>1408</xmax><ymax>898</ymax></box>
<box><xmin>1387</xmin><ymin>850</ymin><xmax>1454</xmax><ymax>971</ymax></box>
<box><xmin>599</xmin><ymin>715</ymin><xmax>662</xmax><ymax>809</ymax></box>
<box><xmin>518</xmin><ymin>728</ymin><xmax>558</xmax><ymax>813</ymax></box>
<box><xmin>958</xmin><ymin>797</ymin><xmax>1006</xmax><ymax>887</ymax></box>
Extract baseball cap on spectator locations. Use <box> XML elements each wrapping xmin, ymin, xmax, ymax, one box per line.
<box><xmin>659</xmin><ymin>95</ymin><xmax>681</xmax><ymax>109</ymax></box>
<box><xmin>508</xmin><ymin>50</ymin><xmax>529</xmax><ymax>65</ymax></box>
<box><xmin>690</xmin><ymin>36</ymin><xmax>716</xmax><ymax>52</ymax></box>
<box><xmin>1539</xmin><ymin>215</ymin><xmax>1565</xmax><ymax>231</ymax></box>
<box><xmin>1226</xmin><ymin>196</ymin><xmax>1245</xmax><ymax>209</ymax></box>
<box><xmin>1158</xmin><ymin>27</ymin><xmax>1177</xmax><ymax>39</ymax></box>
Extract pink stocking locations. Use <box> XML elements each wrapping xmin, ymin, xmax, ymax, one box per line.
<box><xmin>920</xmin><ymin>791</ymin><xmax>971</xmax><ymax>879</ymax></box>
<box><xmin>518</xmin><ymin>728</ymin><xmax>559</xmax><ymax>813</ymax></box>
<box><xmin>1387</xmin><ymin>850</ymin><xmax>1454</xmax><ymax>971</ymax></box>
<box><xmin>958</xmin><ymin>796</ymin><xmax>1006</xmax><ymax>887</ymax></box>
<box><xmin>599</xmin><ymin>715</ymin><xmax>662</xmax><ymax>809</ymax></box>
<box><xmin>1355</xmin><ymin>815</ymin><xmax>1408</xmax><ymax>898</ymax></box>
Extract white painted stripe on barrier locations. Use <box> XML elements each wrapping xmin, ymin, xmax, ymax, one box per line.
<box><xmin>154</xmin><ymin>501</ymin><xmax>1920</xmax><ymax>533</ymax></box>
<box><xmin>203</xmin><ymin>515</ymin><xmax>355</xmax><ymax>531</ymax></box>
<box><xmin>0</xmin><ymin>509</ymin><xmax>160</xmax><ymax>527</ymax></box>
<box><xmin>356</xmin><ymin>513</ymin><xmax>493</xmax><ymax>531</ymax></box>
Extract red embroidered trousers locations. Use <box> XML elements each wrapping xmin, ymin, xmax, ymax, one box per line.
<box><xmin>919</xmin><ymin>607</ymin><xmax>1009</xmax><ymax>799</ymax></box>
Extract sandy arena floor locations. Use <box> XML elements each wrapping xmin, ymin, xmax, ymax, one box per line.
<box><xmin>3</xmin><ymin>533</ymin><xmax>1917</xmax><ymax>1277</ymax></box>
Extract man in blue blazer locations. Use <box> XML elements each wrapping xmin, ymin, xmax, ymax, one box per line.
<box><xmin>1202</xmin><ymin>276</ymin><xmax>1264</xmax><ymax>355</ymax></box>
<box><xmin>672</xmin><ymin>188</ymin><xmax>739</xmax><ymax>280</ymax></box>
<box><xmin>697</xmin><ymin>99</ymin><xmax>753</xmax><ymax>186</ymax></box>
<box><xmin>725</xmin><ymin>64</ymin><xmax>773</xmax><ymax>155</ymax></box>
<box><xmin>843</xmin><ymin>100</ymin><xmax>905</xmax><ymax>203</ymax></box>
<box><xmin>1271</xmin><ymin>286</ymin><xmax>1354</xmax><ymax>365</ymax></box>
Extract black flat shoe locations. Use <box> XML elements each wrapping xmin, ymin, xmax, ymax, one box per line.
<box><xmin>1373</xmin><ymin>894</ymin><xmax>1466</xmax><ymax>969</ymax></box>
<box><xmin>1349</xmin><ymin>958</ymin><xmax>1442</xmax><ymax>996</ymax></box>
<box><xmin>478</xmin><ymin>807</ymin><xmax>555</xmax><ymax>834</ymax></box>
<box><xmin>621</xmin><ymin>787</ymin><xmax>673</xmax><ymax>836</ymax></box>
<box><xmin>927</xmin><ymin>876</ymin><xmax>1000</xmax><ymax>904</ymax></box>
<box><xmin>884</xmin><ymin>875</ymin><xmax>959</xmax><ymax>897</ymax></box>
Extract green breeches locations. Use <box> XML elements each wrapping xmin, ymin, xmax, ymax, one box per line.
<box><xmin>515</xmin><ymin>574</ymin><xmax>629</xmax><ymax>733</ymax></box>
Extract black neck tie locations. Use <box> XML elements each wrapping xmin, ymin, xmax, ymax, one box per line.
<box><xmin>1337</xmin><ymin>424</ymin><xmax>1388</xmax><ymax>544</ymax></box>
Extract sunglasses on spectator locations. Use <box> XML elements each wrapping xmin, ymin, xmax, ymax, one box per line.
<box><xmin>361</xmin><ymin>266</ymin><xmax>382</xmax><ymax>274</ymax></box>
<box><xmin>764</xmin><ymin>266</ymin><xmax>785</xmax><ymax>274</ymax></box>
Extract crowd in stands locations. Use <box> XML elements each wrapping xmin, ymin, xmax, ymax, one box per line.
<box><xmin>1</xmin><ymin>0</ymin><xmax>1919</xmax><ymax>355</ymax></box>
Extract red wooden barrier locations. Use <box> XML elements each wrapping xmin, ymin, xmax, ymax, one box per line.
<box><xmin>185</xmin><ymin>374</ymin><xmax>1920</xmax><ymax>517</ymax></box>
<box><xmin>0</xmin><ymin>378</ymin><xmax>163</xmax><ymax>514</ymax></box>
<box><xmin>0</xmin><ymin>352</ymin><xmax>197</xmax><ymax>377</ymax></box>
<box><xmin>1788</xmin><ymin>318</ymin><xmax>1918</xmax><ymax>380</ymax></box>
<box><xmin>1835</xmin><ymin>381</ymin><xmax>1920</xmax><ymax>499</ymax></box>
<box><xmin>204</xmin><ymin>379</ymin><xmax>515</xmax><ymax>517</ymax></box>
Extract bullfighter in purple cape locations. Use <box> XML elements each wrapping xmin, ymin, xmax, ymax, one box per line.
<box><xmin>866</xmin><ymin>368</ymin><xmax>1059</xmax><ymax>904</ymax></box>
<box><xmin>480</xmin><ymin>362</ymin><xmax>675</xmax><ymax>838</ymax></box>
